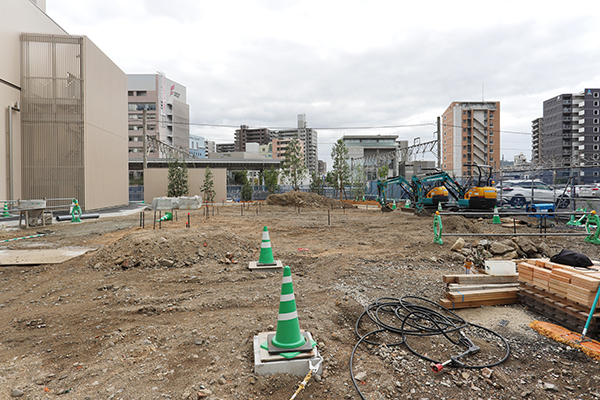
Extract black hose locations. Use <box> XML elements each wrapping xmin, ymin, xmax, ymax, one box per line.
<box><xmin>351</xmin><ymin>296</ymin><xmax>511</xmax><ymax>399</ymax></box>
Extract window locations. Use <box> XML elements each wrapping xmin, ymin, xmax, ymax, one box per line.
<box><xmin>137</xmin><ymin>91</ymin><xmax>147</xmax><ymax>96</ymax></box>
<box><xmin>594</xmin><ymin>144</ymin><xmax>600</xmax><ymax>151</ymax></box>
<box><xmin>463</xmin><ymin>110</ymin><xmax>467</xmax><ymax>115</ymax></box>
<box><xmin>463</xmin><ymin>119</ymin><xmax>467</xmax><ymax>124</ymax></box>
<box><xmin>463</xmin><ymin>128</ymin><xmax>466</xmax><ymax>132</ymax></box>
<box><xmin>595</xmin><ymin>101</ymin><xmax>600</xmax><ymax>107</ymax></box>
<box><xmin>128</xmin><ymin>91</ymin><xmax>134</xmax><ymax>96</ymax></box>
<box><xmin>594</xmin><ymin>171</ymin><xmax>599</xmax><ymax>177</ymax></box>
<box><xmin>594</xmin><ymin>136</ymin><xmax>600</xmax><ymax>141</ymax></box>
<box><xmin>595</xmin><ymin>127</ymin><xmax>600</xmax><ymax>133</ymax></box>
<box><xmin>490</xmin><ymin>123</ymin><xmax>494</xmax><ymax>127</ymax></box>
<box><xmin>595</xmin><ymin>119</ymin><xmax>599</xmax><ymax>124</ymax></box>
<box><xmin>594</xmin><ymin>110</ymin><xmax>599</xmax><ymax>115</ymax></box>
<box><xmin>463</xmin><ymin>137</ymin><xmax>467</xmax><ymax>141</ymax></box>
<box><xmin>595</xmin><ymin>92</ymin><xmax>599</xmax><ymax>98</ymax></box>
<box><xmin>490</xmin><ymin>113</ymin><xmax>494</xmax><ymax>119</ymax></box>
<box><xmin>463</xmin><ymin>145</ymin><xmax>467</xmax><ymax>149</ymax></box>
<box><xmin>463</xmin><ymin>154</ymin><xmax>467</xmax><ymax>158</ymax></box>
<box><xmin>490</xmin><ymin>148</ymin><xmax>494</xmax><ymax>153</ymax></box>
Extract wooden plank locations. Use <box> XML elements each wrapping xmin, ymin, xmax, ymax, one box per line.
<box><xmin>520</xmin><ymin>283</ymin><xmax>600</xmax><ymax>319</ymax></box>
<box><xmin>447</xmin><ymin>283</ymin><xmax>520</xmax><ymax>292</ymax></box>
<box><xmin>571</xmin><ymin>274</ymin><xmax>600</xmax><ymax>291</ymax></box>
<box><xmin>442</xmin><ymin>274</ymin><xmax>518</xmax><ymax>284</ymax></box>
<box><xmin>447</xmin><ymin>288</ymin><xmax>519</xmax><ymax>302</ymax></box>
<box><xmin>440</xmin><ymin>297</ymin><xmax>518</xmax><ymax>310</ymax></box>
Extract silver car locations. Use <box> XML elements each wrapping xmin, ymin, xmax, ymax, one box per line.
<box><xmin>496</xmin><ymin>180</ymin><xmax>571</xmax><ymax>208</ymax></box>
<box><xmin>579</xmin><ymin>184</ymin><xmax>600</xmax><ymax>198</ymax></box>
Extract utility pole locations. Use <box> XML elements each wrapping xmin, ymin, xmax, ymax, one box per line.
<box><xmin>143</xmin><ymin>109</ymin><xmax>147</xmax><ymax>169</ymax></box>
<box><xmin>437</xmin><ymin>116</ymin><xmax>441</xmax><ymax>169</ymax></box>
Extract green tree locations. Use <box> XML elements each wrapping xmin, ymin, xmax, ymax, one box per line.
<box><xmin>241</xmin><ymin>170</ymin><xmax>253</xmax><ymax>202</ymax></box>
<box><xmin>352</xmin><ymin>164</ymin><xmax>367</xmax><ymax>201</ymax></box>
<box><xmin>231</xmin><ymin>171</ymin><xmax>247</xmax><ymax>185</ymax></box>
<box><xmin>263</xmin><ymin>166</ymin><xmax>280</xmax><ymax>195</ymax></box>
<box><xmin>331</xmin><ymin>139</ymin><xmax>350</xmax><ymax>200</ymax></box>
<box><xmin>280</xmin><ymin>138</ymin><xmax>307</xmax><ymax>190</ymax></box>
<box><xmin>378</xmin><ymin>165</ymin><xmax>389</xmax><ymax>179</ymax></box>
<box><xmin>201</xmin><ymin>166</ymin><xmax>216</xmax><ymax>204</ymax></box>
<box><xmin>309</xmin><ymin>172</ymin><xmax>325</xmax><ymax>196</ymax></box>
<box><xmin>167</xmin><ymin>157</ymin><xmax>189</xmax><ymax>197</ymax></box>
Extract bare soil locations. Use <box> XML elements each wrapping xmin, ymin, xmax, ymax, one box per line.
<box><xmin>0</xmin><ymin>196</ymin><xmax>599</xmax><ymax>400</ymax></box>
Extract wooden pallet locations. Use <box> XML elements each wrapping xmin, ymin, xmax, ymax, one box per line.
<box><xmin>519</xmin><ymin>284</ymin><xmax>599</xmax><ymax>339</ymax></box>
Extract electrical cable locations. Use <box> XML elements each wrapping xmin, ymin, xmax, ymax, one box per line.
<box><xmin>350</xmin><ymin>296</ymin><xmax>511</xmax><ymax>399</ymax></box>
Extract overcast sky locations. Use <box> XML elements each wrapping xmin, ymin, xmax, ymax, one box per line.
<box><xmin>46</xmin><ymin>0</ymin><xmax>600</xmax><ymax>169</ymax></box>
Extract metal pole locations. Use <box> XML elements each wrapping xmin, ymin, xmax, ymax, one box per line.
<box><xmin>159</xmin><ymin>211</ymin><xmax>162</xmax><ymax>229</ymax></box>
<box><xmin>442</xmin><ymin>232</ymin><xmax>589</xmax><ymax>237</ymax></box>
<box><xmin>143</xmin><ymin>211</ymin><xmax>145</xmax><ymax>229</ymax></box>
<box><xmin>188</xmin><ymin>212</ymin><xmax>190</xmax><ymax>228</ymax></box>
<box><xmin>437</xmin><ymin>116</ymin><xmax>441</xmax><ymax>169</ymax></box>
<box><xmin>153</xmin><ymin>211</ymin><xmax>156</xmax><ymax>230</ymax></box>
<box><xmin>143</xmin><ymin>110</ymin><xmax>147</xmax><ymax>169</ymax></box>
<box><xmin>241</xmin><ymin>204</ymin><xmax>243</xmax><ymax>216</ymax></box>
<box><xmin>328</xmin><ymin>209</ymin><xmax>330</xmax><ymax>226</ymax></box>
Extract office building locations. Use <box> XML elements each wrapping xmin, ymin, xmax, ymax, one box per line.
<box><xmin>531</xmin><ymin>117</ymin><xmax>543</xmax><ymax>163</ymax></box>
<box><xmin>541</xmin><ymin>89</ymin><xmax>600</xmax><ymax>183</ymax></box>
<box><xmin>342</xmin><ymin>134</ymin><xmax>400</xmax><ymax>180</ymax></box>
<box><xmin>127</xmin><ymin>74</ymin><xmax>189</xmax><ymax>159</ymax></box>
<box><xmin>441</xmin><ymin>102</ymin><xmax>500</xmax><ymax>178</ymax></box>
<box><xmin>1</xmin><ymin>0</ymin><xmax>128</xmax><ymax>210</ymax></box>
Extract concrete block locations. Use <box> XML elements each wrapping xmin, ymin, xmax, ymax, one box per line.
<box><xmin>249</xmin><ymin>260</ymin><xmax>284</xmax><ymax>272</ymax></box>
<box><xmin>253</xmin><ymin>331</ymin><xmax>322</xmax><ymax>376</ymax></box>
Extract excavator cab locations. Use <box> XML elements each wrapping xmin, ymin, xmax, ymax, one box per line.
<box><xmin>463</xmin><ymin>164</ymin><xmax>497</xmax><ymax>209</ymax></box>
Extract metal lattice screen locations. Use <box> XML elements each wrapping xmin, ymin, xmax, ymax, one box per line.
<box><xmin>20</xmin><ymin>33</ymin><xmax>85</xmax><ymax>207</ymax></box>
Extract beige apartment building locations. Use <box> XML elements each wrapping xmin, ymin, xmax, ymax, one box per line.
<box><xmin>0</xmin><ymin>0</ymin><xmax>128</xmax><ymax>210</ymax></box>
<box><xmin>441</xmin><ymin>102</ymin><xmax>500</xmax><ymax>178</ymax></box>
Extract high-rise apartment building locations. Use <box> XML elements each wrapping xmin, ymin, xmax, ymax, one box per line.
<box><xmin>234</xmin><ymin>126</ymin><xmax>273</xmax><ymax>152</ymax></box>
<box><xmin>441</xmin><ymin>102</ymin><xmax>500</xmax><ymax>178</ymax></box>
<box><xmin>531</xmin><ymin>117</ymin><xmax>543</xmax><ymax>163</ymax></box>
<box><xmin>127</xmin><ymin>74</ymin><xmax>189</xmax><ymax>159</ymax></box>
<box><xmin>216</xmin><ymin>143</ymin><xmax>235</xmax><ymax>153</ymax></box>
<box><xmin>541</xmin><ymin>89</ymin><xmax>600</xmax><ymax>183</ymax></box>
<box><xmin>273</xmin><ymin>114</ymin><xmax>318</xmax><ymax>174</ymax></box>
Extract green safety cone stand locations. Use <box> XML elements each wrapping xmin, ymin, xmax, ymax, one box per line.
<box><xmin>249</xmin><ymin>226</ymin><xmax>283</xmax><ymax>271</ymax></box>
<box><xmin>492</xmin><ymin>206</ymin><xmax>501</xmax><ymax>224</ymax></box>
<box><xmin>433</xmin><ymin>211</ymin><xmax>443</xmax><ymax>245</ymax></box>
<box><xmin>392</xmin><ymin>200</ymin><xmax>397</xmax><ymax>210</ymax></box>
<box><xmin>585</xmin><ymin>211</ymin><xmax>600</xmax><ymax>245</ymax></box>
<box><xmin>261</xmin><ymin>266</ymin><xmax>315</xmax><ymax>359</ymax></box>
<box><xmin>156</xmin><ymin>212</ymin><xmax>172</xmax><ymax>222</ymax></box>
<box><xmin>71</xmin><ymin>199</ymin><xmax>82</xmax><ymax>223</ymax></box>
<box><xmin>567</xmin><ymin>207</ymin><xmax>584</xmax><ymax>226</ymax></box>
<box><xmin>2</xmin><ymin>203</ymin><xmax>9</xmax><ymax>218</ymax></box>
<box><xmin>573</xmin><ymin>207</ymin><xmax>588</xmax><ymax>227</ymax></box>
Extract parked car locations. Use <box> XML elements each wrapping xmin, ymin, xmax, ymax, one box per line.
<box><xmin>496</xmin><ymin>180</ymin><xmax>571</xmax><ymax>208</ymax></box>
<box><xmin>579</xmin><ymin>184</ymin><xmax>600</xmax><ymax>198</ymax></box>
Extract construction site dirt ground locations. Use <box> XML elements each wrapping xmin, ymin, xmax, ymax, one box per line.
<box><xmin>0</xmin><ymin>195</ymin><xmax>599</xmax><ymax>400</ymax></box>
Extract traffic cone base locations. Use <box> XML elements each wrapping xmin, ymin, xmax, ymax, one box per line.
<box><xmin>156</xmin><ymin>212</ymin><xmax>173</xmax><ymax>222</ymax></box>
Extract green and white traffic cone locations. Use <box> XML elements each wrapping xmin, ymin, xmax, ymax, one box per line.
<box><xmin>270</xmin><ymin>266</ymin><xmax>306</xmax><ymax>350</ymax></box>
<box><xmin>433</xmin><ymin>211</ymin><xmax>443</xmax><ymax>245</ymax></box>
<box><xmin>437</xmin><ymin>202</ymin><xmax>443</xmax><ymax>212</ymax></box>
<box><xmin>2</xmin><ymin>203</ymin><xmax>9</xmax><ymax>218</ymax></box>
<box><xmin>405</xmin><ymin>199</ymin><xmax>411</xmax><ymax>208</ymax></box>
<box><xmin>392</xmin><ymin>200</ymin><xmax>397</xmax><ymax>210</ymax></box>
<box><xmin>258</xmin><ymin>226</ymin><xmax>276</xmax><ymax>265</ymax></box>
<box><xmin>156</xmin><ymin>212</ymin><xmax>173</xmax><ymax>222</ymax></box>
<box><xmin>492</xmin><ymin>206</ymin><xmax>501</xmax><ymax>224</ymax></box>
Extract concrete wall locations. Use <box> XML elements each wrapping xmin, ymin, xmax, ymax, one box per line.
<box><xmin>143</xmin><ymin>167</ymin><xmax>227</xmax><ymax>205</ymax></box>
<box><xmin>83</xmin><ymin>37</ymin><xmax>129</xmax><ymax>210</ymax></box>
<box><xmin>0</xmin><ymin>0</ymin><xmax>67</xmax><ymax>201</ymax></box>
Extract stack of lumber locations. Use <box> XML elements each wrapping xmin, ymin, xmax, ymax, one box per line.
<box><xmin>517</xmin><ymin>259</ymin><xmax>600</xmax><ymax>338</ymax></box>
<box><xmin>439</xmin><ymin>273</ymin><xmax>519</xmax><ymax>309</ymax></box>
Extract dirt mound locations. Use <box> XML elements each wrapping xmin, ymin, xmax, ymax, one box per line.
<box><xmin>265</xmin><ymin>191</ymin><xmax>356</xmax><ymax>209</ymax></box>
<box><xmin>442</xmin><ymin>215</ymin><xmax>483</xmax><ymax>233</ymax></box>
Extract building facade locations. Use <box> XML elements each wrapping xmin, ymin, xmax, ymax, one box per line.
<box><xmin>342</xmin><ymin>134</ymin><xmax>400</xmax><ymax>180</ymax></box>
<box><xmin>531</xmin><ymin>117</ymin><xmax>542</xmax><ymax>163</ymax></box>
<box><xmin>234</xmin><ymin>125</ymin><xmax>273</xmax><ymax>152</ymax></box>
<box><xmin>127</xmin><ymin>74</ymin><xmax>189</xmax><ymax>159</ymax></box>
<box><xmin>1</xmin><ymin>0</ymin><xmax>128</xmax><ymax>210</ymax></box>
<box><xmin>189</xmin><ymin>135</ymin><xmax>206</xmax><ymax>158</ymax></box>
<box><xmin>441</xmin><ymin>102</ymin><xmax>500</xmax><ymax>178</ymax></box>
<box><xmin>273</xmin><ymin>114</ymin><xmax>318</xmax><ymax>175</ymax></box>
<box><xmin>216</xmin><ymin>143</ymin><xmax>236</xmax><ymax>153</ymax></box>
<box><xmin>541</xmin><ymin>89</ymin><xmax>600</xmax><ymax>183</ymax></box>
<box><xmin>272</xmin><ymin>138</ymin><xmax>305</xmax><ymax>160</ymax></box>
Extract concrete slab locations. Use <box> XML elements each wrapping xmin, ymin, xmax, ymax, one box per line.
<box><xmin>0</xmin><ymin>248</ymin><xmax>95</xmax><ymax>266</ymax></box>
<box><xmin>249</xmin><ymin>260</ymin><xmax>284</xmax><ymax>272</ymax></box>
<box><xmin>253</xmin><ymin>331</ymin><xmax>322</xmax><ymax>376</ymax></box>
